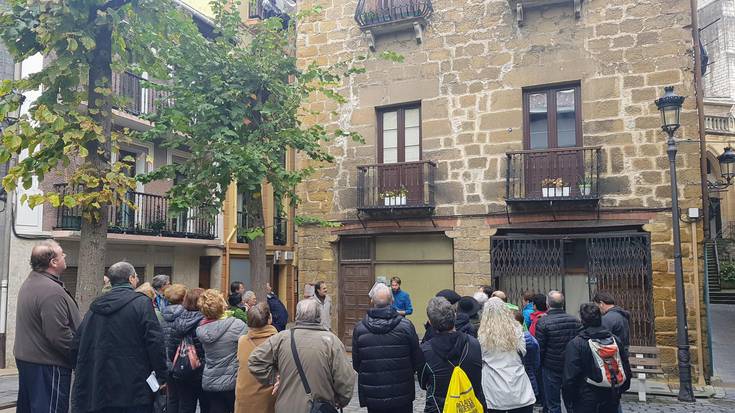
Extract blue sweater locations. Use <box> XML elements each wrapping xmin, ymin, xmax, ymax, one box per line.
<box><xmin>392</xmin><ymin>289</ymin><xmax>413</xmax><ymax>315</ymax></box>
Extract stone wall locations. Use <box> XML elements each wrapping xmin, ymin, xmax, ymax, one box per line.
<box><xmin>294</xmin><ymin>0</ymin><xmax>706</xmax><ymax>377</ymax></box>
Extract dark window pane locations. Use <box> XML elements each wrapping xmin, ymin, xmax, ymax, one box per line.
<box><xmin>556</xmin><ymin>89</ymin><xmax>576</xmax><ymax>147</ymax></box>
<box><xmin>529</xmin><ymin>93</ymin><xmax>548</xmax><ymax>149</ymax></box>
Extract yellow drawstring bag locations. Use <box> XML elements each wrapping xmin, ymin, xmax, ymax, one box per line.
<box><xmin>443</xmin><ymin>364</ymin><xmax>483</xmax><ymax>413</ymax></box>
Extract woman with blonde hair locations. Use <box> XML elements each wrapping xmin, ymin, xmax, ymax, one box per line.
<box><xmin>136</xmin><ymin>282</ymin><xmax>163</xmax><ymax>322</ymax></box>
<box><xmin>196</xmin><ymin>289</ymin><xmax>246</xmax><ymax>413</ymax></box>
<box><xmin>478</xmin><ymin>297</ymin><xmax>536</xmax><ymax>413</ymax></box>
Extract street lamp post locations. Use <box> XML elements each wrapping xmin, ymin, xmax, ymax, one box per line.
<box><xmin>655</xmin><ymin>86</ymin><xmax>695</xmax><ymax>402</ymax></box>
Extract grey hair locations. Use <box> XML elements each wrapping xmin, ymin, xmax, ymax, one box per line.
<box><xmin>473</xmin><ymin>291</ymin><xmax>488</xmax><ymax>305</ymax></box>
<box><xmin>548</xmin><ymin>290</ymin><xmax>565</xmax><ymax>309</ymax></box>
<box><xmin>108</xmin><ymin>262</ymin><xmax>136</xmax><ymax>286</ymax></box>
<box><xmin>247</xmin><ymin>302</ymin><xmax>271</xmax><ymax>328</ymax></box>
<box><xmin>295</xmin><ymin>299</ymin><xmax>321</xmax><ymax>323</ymax></box>
<box><xmin>243</xmin><ymin>290</ymin><xmax>256</xmax><ymax>302</ymax></box>
<box><xmin>427</xmin><ymin>296</ymin><xmax>455</xmax><ymax>332</ymax></box>
<box><xmin>151</xmin><ymin>274</ymin><xmax>170</xmax><ymax>290</ymax></box>
<box><xmin>371</xmin><ymin>283</ymin><xmax>393</xmax><ymax>308</ymax></box>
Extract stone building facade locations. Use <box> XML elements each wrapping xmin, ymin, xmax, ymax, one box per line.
<box><xmin>295</xmin><ymin>0</ymin><xmax>705</xmax><ymax>377</ymax></box>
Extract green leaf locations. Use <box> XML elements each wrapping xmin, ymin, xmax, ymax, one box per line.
<box><xmin>67</xmin><ymin>38</ymin><xmax>78</xmax><ymax>52</ymax></box>
<box><xmin>48</xmin><ymin>193</ymin><xmax>61</xmax><ymax>207</ymax></box>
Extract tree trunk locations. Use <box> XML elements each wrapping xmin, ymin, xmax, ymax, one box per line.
<box><xmin>247</xmin><ymin>187</ymin><xmax>268</xmax><ymax>305</ymax></box>
<box><xmin>76</xmin><ymin>18</ymin><xmax>113</xmax><ymax>312</ymax></box>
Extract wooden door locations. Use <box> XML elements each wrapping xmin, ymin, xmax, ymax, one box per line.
<box><xmin>338</xmin><ymin>264</ymin><xmax>373</xmax><ymax>350</ymax></box>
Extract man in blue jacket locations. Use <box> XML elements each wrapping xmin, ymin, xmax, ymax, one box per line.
<box><xmin>391</xmin><ymin>276</ymin><xmax>413</xmax><ymax>316</ymax></box>
<box><xmin>266</xmin><ymin>282</ymin><xmax>289</xmax><ymax>331</ymax></box>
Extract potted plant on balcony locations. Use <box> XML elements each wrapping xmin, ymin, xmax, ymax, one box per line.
<box><xmin>541</xmin><ymin>178</ymin><xmax>569</xmax><ymax>197</ymax></box>
<box><xmin>380</xmin><ymin>186</ymin><xmax>408</xmax><ymax>206</ymax></box>
<box><xmin>578</xmin><ymin>176</ymin><xmax>593</xmax><ymax>196</ymax></box>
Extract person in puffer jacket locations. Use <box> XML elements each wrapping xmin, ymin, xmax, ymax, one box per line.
<box><xmin>514</xmin><ymin>310</ymin><xmax>541</xmax><ymax>399</ymax></box>
<box><xmin>563</xmin><ymin>303</ymin><xmax>631</xmax><ymax>413</ymax></box>
<box><xmin>161</xmin><ymin>284</ymin><xmax>188</xmax><ymax>413</ymax></box>
<box><xmin>170</xmin><ymin>288</ymin><xmax>207</xmax><ymax>413</ymax></box>
<box><xmin>352</xmin><ymin>284</ymin><xmax>424</xmax><ymax>413</ymax></box>
<box><xmin>196</xmin><ymin>289</ymin><xmax>247</xmax><ymax>413</ymax></box>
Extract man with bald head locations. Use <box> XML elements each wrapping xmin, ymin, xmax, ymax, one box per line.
<box><xmin>352</xmin><ymin>283</ymin><xmax>423</xmax><ymax>413</ymax></box>
<box><xmin>535</xmin><ymin>290</ymin><xmax>582</xmax><ymax>413</ymax></box>
<box><xmin>16</xmin><ymin>240</ymin><xmax>81</xmax><ymax>413</ymax></box>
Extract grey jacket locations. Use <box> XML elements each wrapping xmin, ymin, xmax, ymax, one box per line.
<box><xmin>249</xmin><ymin>322</ymin><xmax>355</xmax><ymax>413</ymax></box>
<box><xmin>15</xmin><ymin>271</ymin><xmax>81</xmax><ymax>369</ymax></box>
<box><xmin>196</xmin><ymin>316</ymin><xmax>247</xmax><ymax>391</ymax></box>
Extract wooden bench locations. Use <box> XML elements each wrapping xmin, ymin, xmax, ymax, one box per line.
<box><xmin>628</xmin><ymin>346</ymin><xmax>664</xmax><ymax>402</ymax></box>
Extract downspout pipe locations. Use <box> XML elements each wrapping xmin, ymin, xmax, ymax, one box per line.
<box><xmin>691</xmin><ymin>0</ymin><xmax>709</xmax><ymax>239</ymax></box>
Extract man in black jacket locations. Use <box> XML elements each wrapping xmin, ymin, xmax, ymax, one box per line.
<box><xmin>593</xmin><ymin>292</ymin><xmax>631</xmax><ymax>352</ymax></box>
<box><xmin>72</xmin><ymin>261</ymin><xmax>168</xmax><ymax>413</ymax></box>
<box><xmin>536</xmin><ymin>291</ymin><xmax>582</xmax><ymax>413</ymax></box>
<box><xmin>353</xmin><ymin>283</ymin><xmax>423</xmax><ymax>413</ymax></box>
<box><xmin>563</xmin><ymin>303</ymin><xmax>632</xmax><ymax>413</ymax></box>
<box><xmin>266</xmin><ymin>282</ymin><xmax>289</xmax><ymax>331</ymax></box>
<box><xmin>418</xmin><ymin>297</ymin><xmax>486</xmax><ymax>413</ymax></box>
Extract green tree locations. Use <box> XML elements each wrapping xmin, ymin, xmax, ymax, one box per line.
<box><xmin>141</xmin><ymin>1</ymin><xmax>371</xmax><ymax>301</ymax></box>
<box><xmin>0</xmin><ymin>0</ymin><xmax>179</xmax><ymax>310</ymax></box>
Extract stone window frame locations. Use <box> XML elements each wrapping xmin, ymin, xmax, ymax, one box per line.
<box><xmin>522</xmin><ymin>82</ymin><xmax>582</xmax><ymax>150</ymax></box>
<box><xmin>376</xmin><ymin>101</ymin><xmax>422</xmax><ymax>164</ymax></box>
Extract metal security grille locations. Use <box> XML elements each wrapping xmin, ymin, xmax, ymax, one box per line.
<box><xmin>491</xmin><ymin>237</ymin><xmax>564</xmax><ymax>306</ymax></box>
<box><xmin>491</xmin><ymin>232</ymin><xmax>655</xmax><ymax>346</ymax></box>
<box><xmin>587</xmin><ymin>234</ymin><xmax>655</xmax><ymax>346</ymax></box>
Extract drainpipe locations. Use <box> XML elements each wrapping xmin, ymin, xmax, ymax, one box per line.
<box><xmin>691</xmin><ymin>0</ymin><xmax>709</xmax><ymax>239</ymax></box>
<box><xmin>691</xmin><ymin>221</ymin><xmax>706</xmax><ymax>386</ymax></box>
<box><xmin>222</xmin><ymin>227</ymin><xmax>237</xmax><ymax>293</ymax></box>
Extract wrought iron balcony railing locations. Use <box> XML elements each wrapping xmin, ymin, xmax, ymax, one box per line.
<box><xmin>505</xmin><ymin>146</ymin><xmax>602</xmax><ymax>202</ymax></box>
<box><xmin>274</xmin><ymin>215</ymin><xmax>287</xmax><ymax>246</ymax></box>
<box><xmin>54</xmin><ymin>184</ymin><xmax>216</xmax><ymax>239</ymax></box>
<box><xmin>111</xmin><ymin>71</ymin><xmax>172</xmax><ymax>117</ymax></box>
<box><xmin>357</xmin><ymin>160</ymin><xmax>436</xmax><ymax>211</ymax></box>
<box><xmin>235</xmin><ymin>212</ymin><xmax>288</xmax><ymax>245</ymax></box>
<box><xmin>355</xmin><ymin>0</ymin><xmax>433</xmax><ymax>28</ymax></box>
<box><xmin>705</xmin><ymin>115</ymin><xmax>735</xmax><ymax>135</ymax></box>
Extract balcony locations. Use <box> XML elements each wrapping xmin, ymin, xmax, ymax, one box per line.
<box><xmin>508</xmin><ymin>0</ymin><xmax>582</xmax><ymax>25</ymax></box>
<box><xmin>705</xmin><ymin>115</ymin><xmax>735</xmax><ymax>135</ymax></box>
<box><xmin>111</xmin><ymin>71</ymin><xmax>171</xmax><ymax>117</ymax></box>
<box><xmin>248</xmin><ymin>0</ymin><xmax>291</xmax><ymax>27</ymax></box>
<box><xmin>236</xmin><ymin>212</ymin><xmax>288</xmax><ymax>245</ymax></box>
<box><xmin>54</xmin><ymin>184</ymin><xmax>217</xmax><ymax>239</ymax></box>
<box><xmin>357</xmin><ymin>160</ymin><xmax>436</xmax><ymax>216</ymax></box>
<box><xmin>505</xmin><ymin>146</ymin><xmax>601</xmax><ymax>208</ymax></box>
<box><xmin>354</xmin><ymin>0</ymin><xmax>433</xmax><ymax>50</ymax></box>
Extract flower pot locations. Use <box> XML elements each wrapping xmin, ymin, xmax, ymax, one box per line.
<box><xmin>561</xmin><ymin>186</ymin><xmax>570</xmax><ymax>197</ymax></box>
<box><xmin>542</xmin><ymin>188</ymin><xmax>551</xmax><ymax>197</ymax></box>
<box><xmin>383</xmin><ymin>195</ymin><xmax>407</xmax><ymax>206</ymax></box>
<box><xmin>579</xmin><ymin>185</ymin><xmax>592</xmax><ymax>196</ymax></box>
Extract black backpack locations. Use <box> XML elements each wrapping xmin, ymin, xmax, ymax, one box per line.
<box><xmin>171</xmin><ymin>336</ymin><xmax>201</xmax><ymax>380</ymax></box>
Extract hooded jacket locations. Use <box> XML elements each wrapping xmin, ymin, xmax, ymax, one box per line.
<box><xmin>602</xmin><ymin>307</ymin><xmax>630</xmax><ymax>351</ymax></box>
<box><xmin>481</xmin><ymin>328</ymin><xmax>536</xmax><ymax>411</ymax></box>
<box><xmin>422</xmin><ymin>313</ymin><xmax>477</xmax><ymax>344</ymax></box>
<box><xmin>235</xmin><ymin>325</ymin><xmax>279</xmax><ymax>413</ymax></box>
<box><xmin>71</xmin><ymin>285</ymin><xmax>167</xmax><ymax>412</ymax></box>
<box><xmin>352</xmin><ymin>306</ymin><xmax>424</xmax><ymax>410</ymax></box>
<box><xmin>171</xmin><ymin>309</ymin><xmax>206</xmax><ymax>367</ymax></box>
<box><xmin>267</xmin><ymin>293</ymin><xmax>289</xmax><ymax>331</ymax></box>
<box><xmin>562</xmin><ymin>325</ymin><xmax>632</xmax><ymax>411</ymax></box>
<box><xmin>535</xmin><ymin>308</ymin><xmax>582</xmax><ymax>371</ymax></box>
<box><xmin>418</xmin><ymin>331</ymin><xmax>486</xmax><ymax>413</ymax></box>
<box><xmin>197</xmin><ymin>316</ymin><xmax>246</xmax><ymax>392</ymax></box>
<box><xmin>161</xmin><ymin>304</ymin><xmax>186</xmax><ymax>363</ymax></box>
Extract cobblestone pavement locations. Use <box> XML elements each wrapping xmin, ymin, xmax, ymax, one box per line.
<box><xmin>343</xmin><ymin>378</ymin><xmax>735</xmax><ymax>413</ymax></box>
<box><xmin>0</xmin><ymin>374</ymin><xmax>17</xmax><ymax>408</ymax></box>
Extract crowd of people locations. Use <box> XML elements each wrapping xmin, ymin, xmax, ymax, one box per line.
<box><xmin>15</xmin><ymin>240</ymin><xmax>633</xmax><ymax>413</ymax></box>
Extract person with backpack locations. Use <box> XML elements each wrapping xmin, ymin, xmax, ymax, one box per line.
<box><xmin>477</xmin><ymin>298</ymin><xmax>535</xmax><ymax>413</ymax></box>
<box><xmin>418</xmin><ymin>296</ymin><xmax>486</xmax><ymax>413</ymax></box>
<box><xmin>528</xmin><ymin>293</ymin><xmax>548</xmax><ymax>337</ymax></box>
<box><xmin>235</xmin><ymin>302</ymin><xmax>278</xmax><ymax>413</ymax></box>
<box><xmin>563</xmin><ymin>303</ymin><xmax>632</xmax><ymax>413</ymax></box>
<box><xmin>197</xmin><ymin>289</ymin><xmax>247</xmax><ymax>413</ymax></box>
<box><xmin>170</xmin><ymin>288</ymin><xmax>207</xmax><ymax>413</ymax></box>
<box><xmin>352</xmin><ymin>283</ymin><xmax>424</xmax><ymax>413</ymax></box>
<box><xmin>161</xmin><ymin>284</ymin><xmax>188</xmax><ymax>413</ymax></box>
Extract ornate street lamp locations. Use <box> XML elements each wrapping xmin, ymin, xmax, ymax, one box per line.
<box><xmin>655</xmin><ymin>86</ymin><xmax>695</xmax><ymax>402</ymax></box>
<box><xmin>709</xmin><ymin>146</ymin><xmax>735</xmax><ymax>191</ymax></box>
